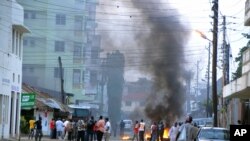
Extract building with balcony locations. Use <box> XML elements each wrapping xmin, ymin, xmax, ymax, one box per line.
<box><xmin>0</xmin><ymin>0</ymin><xmax>29</xmax><ymax>139</ymax></box>
<box><xmin>223</xmin><ymin>48</ymin><xmax>250</xmax><ymax>125</ymax></box>
<box><xmin>17</xmin><ymin>0</ymin><xmax>101</xmax><ymax>104</ymax></box>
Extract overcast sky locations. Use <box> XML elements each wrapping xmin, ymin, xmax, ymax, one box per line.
<box><xmin>97</xmin><ymin>0</ymin><xmax>248</xmax><ymax>82</ymax></box>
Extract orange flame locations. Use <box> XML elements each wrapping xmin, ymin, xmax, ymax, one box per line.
<box><xmin>121</xmin><ymin>135</ymin><xmax>130</xmax><ymax>140</ymax></box>
<box><xmin>145</xmin><ymin>128</ymin><xmax>170</xmax><ymax>141</ymax></box>
<box><xmin>163</xmin><ymin>128</ymin><xmax>170</xmax><ymax>139</ymax></box>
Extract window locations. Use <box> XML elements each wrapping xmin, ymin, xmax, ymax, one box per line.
<box><xmin>30</xmin><ymin>39</ymin><xmax>35</xmax><ymax>46</ymax></box>
<box><xmin>54</xmin><ymin>67</ymin><xmax>64</xmax><ymax>78</ymax></box>
<box><xmin>73</xmin><ymin>42</ymin><xmax>82</xmax><ymax>62</ymax></box>
<box><xmin>73</xmin><ymin>69</ymin><xmax>81</xmax><ymax>86</ymax></box>
<box><xmin>29</xmin><ymin>67</ymin><xmax>34</xmax><ymax>73</ymax></box>
<box><xmin>13</xmin><ymin>73</ymin><xmax>15</xmax><ymax>82</ymax></box>
<box><xmin>23</xmin><ymin>39</ymin><xmax>28</xmax><ymax>46</ymax></box>
<box><xmin>56</xmin><ymin>14</ymin><xmax>66</xmax><ymax>25</ymax></box>
<box><xmin>90</xmin><ymin>71</ymin><xmax>97</xmax><ymax>84</ymax></box>
<box><xmin>0</xmin><ymin>95</ymin><xmax>9</xmax><ymax>123</ymax></box>
<box><xmin>12</xmin><ymin>29</ymin><xmax>23</xmax><ymax>57</ymax></box>
<box><xmin>82</xmin><ymin>71</ymin><xmax>85</xmax><ymax>82</ymax></box>
<box><xmin>24</xmin><ymin>10</ymin><xmax>36</xmax><ymax>19</ymax></box>
<box><xmin>18</xmin><ymin>75</ymin><xmax>20</xmax><ymax>84</ymax></box>
<box><xmin>74</xmin><ymin>16</ymin><xmax>83</xmax><ymax>36</ymax></box>
<box><xmin>55</xmin><ymin>41</ymin><xmax>65</xmax><ymax>52</ymax></box>
<box><xmin>125</xmin><ymin>101</ymin><xmax>132</xmax><ymax>106</ymax></box>
<box><xmin>74</xmin><ymin>42</ymin><xmax>82</xmax><ymax>56</ymax></box>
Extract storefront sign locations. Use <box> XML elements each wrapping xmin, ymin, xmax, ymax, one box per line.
<box><xmin>21</xmin><ymin>93</ymin><xmax>36</xmax><ymax>109</ymax></box>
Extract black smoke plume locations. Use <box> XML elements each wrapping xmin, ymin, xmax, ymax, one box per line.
<box><xmin>131</xmin><ymin>0</ymin><xmax>191</xmax><ymax>123</ymax></box>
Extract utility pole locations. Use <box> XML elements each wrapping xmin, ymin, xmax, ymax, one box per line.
<box><xmin>58</xmin><ymin>56</ymin><xmax>65</xmax><ymax>104</ymax></box>
<box><xmin>212</xmin><ymin>0</ymin><xmax>219</xmax><ymax>127</ymax></box>
<box><xmin>222</xmin><ymin>16</ymin><xmax>229</xmax><ymax>85</ymax></box>
<box><xmin>207</xmin><ymin>42</ymin><xmax>211</xmax><ymax>118</ymax></box>
<box><xmin>196</xmin><ymin>61</ymin><xmax>199</xmax><ymax>97</ymax></box>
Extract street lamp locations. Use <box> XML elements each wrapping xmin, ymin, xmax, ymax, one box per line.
<box><xmin>195</xmin><ymin>30</ymin><xmax>211</xmax><ymax>118</ymax></box>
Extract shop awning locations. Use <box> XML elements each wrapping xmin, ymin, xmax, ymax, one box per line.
<box><xmin>37</xmin><ymin>98</ymin><xmax>69</xmax><ymax>112</ymax></box>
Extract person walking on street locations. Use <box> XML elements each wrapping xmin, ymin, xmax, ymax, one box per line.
<box><xmin>139</xmin><ymin>119</ymin><xmax>145</xmax><ymax>141</ymax></box>
<box><xmin>56</xmin><ymin>118</ymin><xmax>64</xmax><ymax>140</ymax></box>
<box><xmin>96</xmin><ymin>116</ymin><xmax>105</xmax><ymax>141</ymax></box>
<box><xmin>176</xmin><ymin>115</ymin><xmax>199</xmax><ymax>141</ymax></box>
<box><xmin>65</xmin><ymin>119</ymin><xmax>74</xmax><ymax>141</ymax></box>
<box><xmin>150</xmin><ymin>122</ymin><xmax>157</xmax><ymax>141</ymax></box>
<box><xmin>120</xmin><ymin>120</ymin><xmax>125</xmax><ymax>137</ymax></box>
<box><xmin>28</xmin><ymin>117</ymin><xmax>36</xmax><ymax>140</ymax></box>
<box><xmin>104</xmin><ymin>117</ymin><xmax>111</xmax><ymax>141</ymax></box>
<box><xmin>77</xmin><ymin>119</ymin><xmax>86</xmax><ymax>141</ymax></box>
<box><xmin>50</xmin><ymin>118</ymin><xmax>56</xmax><ymax>139</ymax></box>
<box><xmin>132</xmin><ymin>120</ymin><xmax>139</xmax><ymax>141</ymax></box>
<box><xmin>86</xmin><ymin>116</ymin><xmax>95</xmax><ymax>141</ymax></box>
<box><xmin>35</xmin><ymin>117</ymin><xmax>43</xmax><ymax>141</ymax></box>
<box><xmin>169</xmin><ymin>122</ymin><xmax>178</xmax><ymax>141</ymax></box>
<box><xmin>157</xmin><ymin>121</ymin><xmax>164</xmax><ymax>141</ymax></box>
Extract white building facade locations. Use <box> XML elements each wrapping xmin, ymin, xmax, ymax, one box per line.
<box><xmin>0</xmin><ymin>0</ymin><xmax>29</xmax><ymax>139</ymax></box>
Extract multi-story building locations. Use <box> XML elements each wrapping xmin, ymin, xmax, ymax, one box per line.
<box><xmin>222</xmin><ymin>0</ymin><xmax>250</xmax><ymax>127</ymax></box>
<box><xmin>223</xmin><ymin>48</ymin><xmax>250</xmax><ymax>125</ymax></box>
<box><xmin>0</xmin><ymin>0</ymin><xmax>29</xmax><ymax>139</ymax></box>
<box><xmin>17</xmin><ymin>0</ymin><xmax>101</xmax><ymax>104</ymax></box>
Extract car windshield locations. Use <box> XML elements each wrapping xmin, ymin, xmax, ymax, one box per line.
<box><xmin>199</xmin><ymin>128</ymin><xmax>230</xmax><ymax>140</ymax></box>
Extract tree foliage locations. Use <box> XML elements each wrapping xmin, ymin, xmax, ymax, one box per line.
<box><xmin>232</xmin><ymin>44</ymin><xmax>249</xmax><ymax>81</ymax></box>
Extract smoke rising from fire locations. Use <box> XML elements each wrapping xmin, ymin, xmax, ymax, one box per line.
<box><xmin>130</xmin><ymin>0</ymin><xmax>191</xmax><ymax>122</ymax></box>
<box><xmin>98</xmin><ymin>0</ymin><xmax>191</xmax><ymax>122</ymax></box>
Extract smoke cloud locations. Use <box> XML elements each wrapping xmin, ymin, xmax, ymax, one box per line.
<box><xmin>98</xmin><ymin>0</ymin><xmax>191</xmax><ymax>123</ymax></box>
<box><xmin>130</xmin><ymin>0</ymin><xmax>191</xmax><ymax>123</ymax></box>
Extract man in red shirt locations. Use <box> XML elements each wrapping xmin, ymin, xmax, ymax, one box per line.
<box><xmin>49</xmin><ymin>118</ymin><xmax>56</xmax><ymax>139</ymax></box>
<box><xmin>132</xmin><ymin>120</ymin><xmax>139</xmax><ymax>141</ymax></box>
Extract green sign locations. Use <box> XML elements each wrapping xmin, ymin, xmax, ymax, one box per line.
<box><xmin>21</xmin><ymin>93</ymin><xmax>36</xmax><ymax>109</ymax></box>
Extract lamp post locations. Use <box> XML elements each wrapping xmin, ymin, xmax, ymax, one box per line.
<box><xmin>196</xmin><ymin>30</ymin><xmax>211</xmax><ymax>118</ymax></box>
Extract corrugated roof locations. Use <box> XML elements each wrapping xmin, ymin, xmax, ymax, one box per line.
<box><xmin>22</xmin><ymin>83</ymin><xmax>70</xmax><ymax>112</ymax></box>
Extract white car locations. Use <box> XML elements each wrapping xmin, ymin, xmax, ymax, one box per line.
<box><xmin>196</xmin><ymin>127</ymin><xmax>230</xmax><ymax>141</ymax></box>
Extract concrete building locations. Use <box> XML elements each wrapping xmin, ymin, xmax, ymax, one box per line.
<box><xmin>223</xmin><ymin>48</ymin><xmax>250</xmax><ymax>125</ymax></box>
<box><xmin>0</xmin><ymin>0</ymin><xmax>29</xmax><ymax>139</ymax></box>
<box><xmin>222</xmin><ymin>0</ymin><xmax>250</xmax><ymax>127</ymax></box>
<box><xmin>17</xmin><ymin>0</ymin><xmax>101</xmax><ymax>104</ymax></box>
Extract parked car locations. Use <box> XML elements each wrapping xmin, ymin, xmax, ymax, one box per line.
<box><xmin>192</xmin><ymin>118</ymin><xmax>213</xmax><ymax>128</ymax></box>
<box><xmin>196</xmin><ymin>127</ymin><xmax>230</xmax><ymax>141</ymax></box>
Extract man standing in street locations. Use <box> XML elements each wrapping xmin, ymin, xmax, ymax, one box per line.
<box><xmin>28</xmin><ymin>117</ymin><xmax>36</xmax><ymax>140</ymax></box>
<box><xmin>176</xmin><ymin>115</ymin><xmax>199</xmax><ymax>141</ymax></box>
<box><xmin>96</xmin><ymin>116</ymin><xmax>105</xmax><ymax>141</ymax></box>
<box><xmin>35</xmin><ymin>117</ymin><xmax>43</xmax><ymax>141</ymax></box>
<box><xmin>132</xmin><ymin>120</ymin><xmax>139</xmax><ymax>141</ymax></box>
<box><xmin>104</xmin><ymin>117</ymin><xmax>111</xmax><ymax>141</ymax></box>
<box><xmin>86</xmin><ymin>116</ymin><xmax>95</xmax><ymax>141</ymax></box>
<box><xmin>56</xmin><ymin>118</ymin><xmax>64</xmax><ymax>140</ymax></box>
<box><xmin>49</xmin><ymin>118</ymin><xmax>56</xmax><ymax>139</ymax></box>
<box><xmin>139</xmin><ymin>119</ymin><xmax>145</xmax><ymax>141</ymax></box>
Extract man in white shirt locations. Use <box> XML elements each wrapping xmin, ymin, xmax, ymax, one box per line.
<box><xmin>56</xmin><ymin>118</ymin><xmax>64</xmax><ymax>140</ymax></box>
<box><xmin>139</xmin><ymin>119</ymin><xmax>145</xmax><ymax>141</ymax></box>
<box><xmin>104</xmin><ymin>117</ymin><xmax>111</xmax><ymax>141</ymax></box>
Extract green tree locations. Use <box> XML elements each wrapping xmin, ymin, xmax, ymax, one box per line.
<box><xmin>232</xmin><ymin>44</ymin><xmax>249</xmax><ymax>80</ymax></box>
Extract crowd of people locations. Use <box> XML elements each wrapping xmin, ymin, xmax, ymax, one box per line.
<box><xmin>28</xmin><ymin>115</ymin><xmax>112</xmax><ymax>141</ymax></box>
<box><xmin>28</xmin><ymin>115</ymin><xmax>199</xmax><ymax>141</ymax></box>
<box><xmin>128</xmin><ymin>115</ymin><xmax>199</xmax><ymax>141</ymax></box>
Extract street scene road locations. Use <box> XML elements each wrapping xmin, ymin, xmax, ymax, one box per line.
<box><xmin>0</xmin><ymin>0</ymin><xmax>249</xmax><ymax>141</ymax></box>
